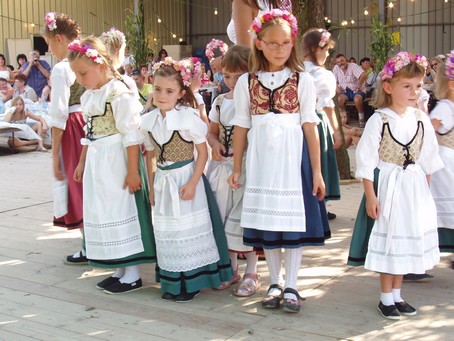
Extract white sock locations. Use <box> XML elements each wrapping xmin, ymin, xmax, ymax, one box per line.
<box><xmin>229</xmin><ymin>252</ymin><xmax>238</xmax><ymax>271</ymax></box>
<box><xmin>284</xmin><ymin>247</ymin><xmax>303</xmax><ymax>290</ymax></box>
<box><xmin>380</xmin><ymin>292</ymin><xmax>394</xmax><ymax>306</ymax></box>
<box><xmin>72</xmin><ymin>250</ymin><xmax>84</xmax><ymax>258</ymax></box>
<box><xmin>264</xmin><ymin>248</ymin><xmax>283</xmax><ymax>285</ymax></box>
<box><xmin>113</xmin><ymin>268</ymin><xmax>125</xmax><ymax>278</ymax></box>
<box><xmin>120</xmin><ymin>265</ymin><xmax>140</xmax><ymax>284</ymax></box>
<box><xmin>358</xmin><ymin>112</ymin><xmax>365</xmax><ymax>120</ymax></box>
<box><xmin>244</xmin><ymin>252</ymin><xmax>259</xmax><ymax>275</ymax></box>
<box><xmin>392</xmin><ymin>288</ymin><xmax>403</xmax><ymax>303</ymax></box>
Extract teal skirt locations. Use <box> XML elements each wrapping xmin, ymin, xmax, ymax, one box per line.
<box><xmin>155</xmin><ymin>175</ymin><xmax>233</xmax><ymax>295</ymax></box>
<box><xmin>439</xmin><ymin>228</ymin><xmax>454</xmax><ymax>253</ymax></box>
<box><xmin>347</xmin><ymin>169</ymin><xmax>379</xmax><ymax>266</ymax></box>
<box><xmin>317</xmin><ymin>111</ymin><xmax>341</xmax><ymax>201</ymax></box>
<box><xmin>89</xmin><ymin>152</ymin><xmax>157</xmax><ymax>268</ymax></box>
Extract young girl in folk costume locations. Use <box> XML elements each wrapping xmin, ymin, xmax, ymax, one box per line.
<box><xmin>206</xmin><ymin>45</ymin><xmax>261</xmax><ymax>297</ymax></box>
<box><xmin>69</xmin><ymin>37</ymin><xmax>156</xmax><ymax>294</ymax></box>
<box><xmin>3</xmin><ymin>96</ymin><xmax>48</xmax><ymax>151</ymax></box>
<box><xmin>43</xmin><ymin>12</ymin><xmax>86</xmax><ymax>264</ymax></box>
<box><xmin>141</xmin><ymin>58</ymin><xmax>233</xmax><ymax>302</ymax></box>
<box><xmin>429</xmin><ymin>50</ymin><xmax>454</xmax><ymax>268</ymax></box>
<box><xmin>302</xmin><ymin>28</ymin><xmax>341</xmax><ymax>219</ymax></box>
<box><xmin>348</xmin><ymin>52</ymin><xmax>443</xmax><ymax>319</ymax></box>
<box><xmin>228</xmin><ymin>10</ymin><xmax>325</xmax><ymax>313</ymax></box>
<box><xmin>99</xmin><ymin>28</ymin><xmax>139</xmax><ymax>100</ymax></box>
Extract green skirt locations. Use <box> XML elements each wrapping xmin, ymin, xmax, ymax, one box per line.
<box><xmin>439</xmin><ymin>228</ymin><xmax>454</xmax><ymax>253</ymax></box>
<box><xmin>89</xmin><ymin>152</ymin><xmax>157</xmax><ymax>268</ymax></box>
<box><xmin>317</xmin><ymin>111</ymin><xmax>341</xmax><ymax>201</ymax></box>
<box><xmin>155</xmin><ymin>175</ymin><xmax>233</xmax><ymax>295</ymax></box>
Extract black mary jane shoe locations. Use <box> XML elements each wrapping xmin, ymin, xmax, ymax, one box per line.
<box><xmin>282</xmin><ymin>287</ymin><xmax>305</xmax><ymax>313</ymax></box>
<box><xmin>103</xmin><ymin>278</ymin><xmax>143</xmax><ymax>294</ymax></box>
<box><xmin>262</xmin><ymin>284</ymin><xmax>283</xmax><ymax>309</ymax></box>
<box><xmin>96</xmin><ymin>276</ymin><xmax>120</xmax><ymax>290</ymax></box>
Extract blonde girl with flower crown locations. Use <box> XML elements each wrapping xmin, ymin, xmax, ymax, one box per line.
<box><xmin>141</xmin><ymin>58</ymin><xmax>233</xmax><ymax>302</ymax></box>
<box><xmin>68</xmin><ymin>36</ymin><xmax>156</xmax><ymax>294</ymax></box>
<box><xmin>43</xmin><ymin>12</ymin><xmax>86</xmax><ymax>264</ymax></box>
<box><xmin>429</xmin><ymin>50</ymin><xmax>454</xmax><ymax>268</ymax></box>
<box><xmin>348</xmin><ymin>52</ymin><xmax>443</xmax><ymax>320</ymax></box>
<box><xmin>228</xmin><ymin>9</ymin><xmax>326</xmax><ymax>314</ymax></box>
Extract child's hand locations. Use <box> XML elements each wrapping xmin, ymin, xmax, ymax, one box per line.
<box><xmin>179</xmin><ymin>180</ymin><xmax>196</xmax><ymax>200</ymax></box>
<box><xmin>73</xmin><ymin>163</ymin><xmax>84</xmax><ymax>182</ymax></box>
<box><xmin>124</xmin><ymin>172</ymin><xmax>142</xmax><ymax>194</ymax></box>
<box><xmin>53</xmin><ymin>157</ymin><xmax>65</xmax><ymax>181</ymax></box>
<box><xmin>211</xmin><ymin>141</ymin><xmax>226</xmax><ymax>161</ymax></box>
<box><xmin>149</xmin><ymin>190</ymin><xmax>155</xmax><ymax>206</ymax></box>
<box><xmin>332</xmin><ymin>130</ymin><xmax>342</xmax><ymax>150</ymax></box>
<box><xmin>312</xmin><ymin>172</ymin><xmax>326</xmax><ymax>201</ymax></box>
<box><xmin>365</xmin><ymin>195</ymin><xmax>381</xmax><ymax>220</ymax></box>
<box><xmin>227</xmin><ymin>172</ymin><xmax>242</xmax><ymax>189</ymax></box>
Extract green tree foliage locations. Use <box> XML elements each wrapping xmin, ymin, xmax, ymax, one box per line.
<box><xmin>125</xmin><ymin>0</ymin><xmax>152</xmax><ymax>69</ymax></box>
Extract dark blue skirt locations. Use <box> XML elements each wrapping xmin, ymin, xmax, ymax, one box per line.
<box><xmin>243</xmin><ymin>136</ymin><xmax>331</xmax><ymax>249</ymax></box>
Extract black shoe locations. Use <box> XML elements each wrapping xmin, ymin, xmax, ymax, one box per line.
<box><xmin>327</xmin><ymin>212</ymin><xmax>337</xmax><ymax>220</ymax></box>
<box><xmin>103</xmin><ymin>279</ymin><xmax>143</xmax><ymax>294</ymax></box>
<box><xmin>377</xmin><ymin>301</ymin><xmax>401</xmax><ymax>320</ymax></box>
<box><xmin>395</xmin><ymin>301</ymin><xmax>417</xmax><ymax>316</ymax></box>
<box><xmin>282</xmin><ymin>288</ymin><xmax>304</xmax><ymax>313</ymax></box>
<box><xmin>63</xmin><ymin>251</ymin><xmax>88</xmax><ymax>265</ymax></box>
<box><xmin>262</xmin><ymin>284</ymin><xmax>283</xmax><ymax>309</ymax></box>
<box><xmin>403</xmin><ymin>273</ymin><xmax>434</xmax><ymax>282</ymax></box>
<box><xmin>162</xmin><ymin>292</ymin><xmax>178</xmax><ymax>301</ymax></box>
<box><xmin>96</xmin><ymin>276</ymin><xmax>120</xmax><ymax>290</ymax></box>
<box><xmin>175</xmin><ymin>290</ymin><xmax>200</xmax><ymax>302</ymax></box>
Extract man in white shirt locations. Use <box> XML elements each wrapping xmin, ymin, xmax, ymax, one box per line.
<box><xmin>333</xmin><ymin>54</ymin><xmax>367</xmax><ymax>127</ymax></box>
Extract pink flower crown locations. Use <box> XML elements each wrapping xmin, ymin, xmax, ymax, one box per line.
<box><xmin>249</xmin><ymin>9</ymin><xmax>298</xmax><ymax>39</ymax></box>
<box><xmin>445</xmin><ymin>50</ymin><xmax>454</xmax><ymax>80</ymax></box>
<box><xmin>100</xmin><ymin>28</ymin><xmax>126</xmax><ymax>47</ymax></box>
<box><xmin>205</xmin><ymin>39</ymin><xmax>228</xmax><ymax>61</ymax></box>
<box><xmin>381</xmin><ymin>51</ymin><xmax>429</xmax><ymax>80</ymax></box>
<box><xmin>319</xmin><ymin>29</ymin><xmax>331</xmax><ymax>48</ymax></box>
<box><xmin>191</xmin><ymin>57</ymin><xmax>203</xmax><ymax>77</ymax></box>
<box><xmin>152</xmin><ymin>57</ymin><xmax>192</xmax><ymax>87</ymax></box>
<box><xmin>45</xmin><ymin>12</ymin><xmax>57</xmax><ymax>31</ymax></box>
<box><xmin>68</xmin><ymin>40</ymin><xmax>104</xmax><ymax>64</ymax></box>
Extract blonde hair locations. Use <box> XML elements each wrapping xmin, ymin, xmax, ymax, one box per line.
<box><xmin>67</xmin><ymin>36</ymin><xmax>122</xmax><ymax>81</ymax></box>
<box><xmin>221</xmin><ymin>45</ymin><xmax>250</xmax><ymax>73</ymax></box>
<box><xmin>99</xmin><ymin>29</ymin><xmax>126</xmax><ymax>69</ymax></box>
<box><xmin>249</xmin><ymin>17</ymin><xmax>303</xmax><ymax>74</ymax></box>
<box><xmin>11</xmin><ymin>97</ymin><xmax>26</xmax><ymax>118</ymax></box>
<box><xmin>434</xmin><ymin>63</ymin><xmax>451</xmax><ymax>100</ymax></box>
<box><xmin>370</xmin><ymin>62</ymin><xmax>425</xmax><ymax>109</ymax></box>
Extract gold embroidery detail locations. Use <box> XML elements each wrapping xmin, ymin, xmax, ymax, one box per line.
<box><xmin>150</xmin><ymin>131</ymin><xmax>194</xmax><ymax>163</ymax></box>
<box><xmin>88</xmin><ymin>103</ymin><xmax>119</xmax><ymax>138</ymax></box>
<box><xmin>68</xmin><ymin>81</ymin><xmax>85</xmax><ymax>106</ymax></box>
<box><xmin>437</xmin><ymin>130</ymin><xmax>454</xmax><ymax>149</ymax></box>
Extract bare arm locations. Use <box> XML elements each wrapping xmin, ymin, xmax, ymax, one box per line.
<box><xmin>179</xmin><ymin>142</ymin><xmax>208</xmax><ymax>200</ymax></box>
<box><xmin>364</xmin><ymin>178</ymin><xmax>380</xmax><ymax>219</ymax></box>
<box><xmin>227</xmin><ymin>125</ymin><xmax>248</xmax><ymax>189</ymax></box>
<box><xmin>207</xmin><ymin>122</ymin><xmax>225</xmax><ymax>161</ymax></box>
<box><xmin>146</xmin><ymin>150</ymin><xmax>157</xmax><ymax>206</ymax></box>
<box><xmin>431</xmin><ymin>118</ymin><xmax>442</xmax><ymax>132</ymax></box>
<box><xmin>52</xmin><ymin>127</ymin><xmax>65</xmax><ymax>180</ymax></box>
<box><xmin>232</xmin><ymin>0</ymin><xmax>257</xmax><ymax>46</ymax></box>
<box><xmin>303</xmin><ymin>122</ymin><xmax>325</xmax><ymax>200</ymax></box>
<box><xmin>124</xmin><ymin>144</ymin><xmax>142</xmax><ymax>193</ymax></box>
<box><xmin>323</xmin><ymin>106</ymin><xmax>342</xmax><ymax>150</ymax></box>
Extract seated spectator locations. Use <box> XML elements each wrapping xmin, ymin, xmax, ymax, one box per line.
<box><xmin>341</xmin><ymin>114</ymin><xmax>362</xmax><ymax>148</ymax></box>
<box><xmin>13</xmin><ymin>73</ymin><xmax>38</xmax><ymax>102</ymax></box>
<box><xmin>0</xmin><ymin>54</ymin><xmax>12</xmax><ymax>83</ymax></box>
<box><xmin>3</xmin><ymin>96</ymin><xmax>48</xmax><ymax>151</ymax></box>
<box><xmin>20</xmin><ymin>50</ymin><xmax>51</xmax><ymax>98</ymax></box>
<box><xmin>140</xmin><ymin>64</ymin><xmax>151</xmax><ymax>84</ymax></box>
<box><xmin>332</xmin><ymin>53</ymin><xmax>367</xmax><ymax>127</ymax></box>
<box><xmin>11</xmin><ymin>53</ymin><xmax>27</xmax><ymax>80</ymax></box>
<box><xmin>131</xmin><ymin>69</ymin><xmax>153</xmax><ymax>106</ymax></box>
<box><xmin>0</xmin><ymin>77</ymin><xmax>13</xmax><ymax>104</ymax></box>
<box><xmin>39</xmin><ymin>78</ymin><xmax>52</xmax><ymax>110</ymax></box>
<box><xmin>349</xmin><ymin>57</ymin><xmax>357</xmax><ymax>64</ymax></box>
<box><xmin>360</xmin><ymin>57</ymin><xmax>377</xmax><ymax>97</ymax></box>
<box><xmin>124</xmin><ymin>63</ymin><xmax>133</xmax><ymax>77</ymax></box>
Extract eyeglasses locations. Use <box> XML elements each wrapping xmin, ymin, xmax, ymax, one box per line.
<box><xmin>260</xmin><ymin>40</ymin><xmax>293</xmax><ymax>51</ymax></box>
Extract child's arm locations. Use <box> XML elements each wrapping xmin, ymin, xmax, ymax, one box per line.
<box><xmin>303</xmin><ymin>122</ymin><xmax>325</xmax><ymax>200</ymax></box>
<box><xmin>123</xmin><ymin>144</ymin><xmax>142</xmax><ymax>194</ymax></box>
<box><xmin>431</xmin><ymin>118</ymin><xmax>442</xmax><ymax>132</ymax></box>
<box><xmin>323</xmin><ymin>106</ymin><xmax>342</xmax><ymax>150</ymax></box>
<box><xmin>227</xmin><ymin>126</ymin><xmax>248</xmax><ymax>189</ymax></box>
<box><xmin>207</xmin><ymin>122</ymin><xmax>225</xmax><ymax>161</ymax></box>
<box><xmin>197</xmin><ymin>103</ymin><xmax>209</xmax><ymax>127</ymax></box>
<box><xmin>364</xmin><ymin>179</ymin><xmax>380</xmax><ymax>219</ymax></box>
<box><xmin>27</xmin><ymin>111</ymin><xmax>48</xmax><ymax>133</ymax></box>
<box><xmin>146</xmin><ymin>150</ymin><xmax>156</xmax><ymax>206</ymax></box>
<box><xmin>52</xmin><ymin>127</ymin><xmax>65</xmax><ymax>180</ymax></box>
<box><xmin>179</xmin><ymin>142</ymin><xmax>208</xmax><ymax>200</ymax></box>
<box><xmin>73</xmin><ymin>145</ymin><xmax>88</xmax><ymax>182</ymax></box>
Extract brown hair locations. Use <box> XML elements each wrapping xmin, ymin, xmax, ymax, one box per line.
<box><xmin>42</xmin><ymin>13</ymin><xmax>80</xmax><ymax>40</ymax></box>
<box><xmin>302</xmin><ymin>28</ymin><xmax>335</xmax><ymax>66</ymax></box>
<box><xmin>249</xmin><ymin>17</ymin><xmax>303</xmax><ymax>73</ymax></box>
<box><xmin>434</xmin><ymin>63</ymin><xmax>451</xmax><ymax>100</ymax></box>
<box><xmin>221</xmin><ymin>45</ymin><xmax>250</xmax><ymax>72</ymax></box>
<box><xmin>14</xmin><ymin>73</ymin><xmax>27</xmax><ymax>85</ymax></box>
<box><xmin>67</xmin><ymin>36</ymin><xmax>122</xmax><ymax>81</ymax></box>
<box><xmin>11</xmin><ymin>97</ymin><xmax>26</xmax><ymax>118</ymax></box>
<box><xmin>152</xmin><ymin>65</ymin><xmax>197</xmax><ymax>108</ymax></box>
<box><xmin>370</xmin><ymin>62</ymin><xmax>425</xmax><ymax>108</ymax></box>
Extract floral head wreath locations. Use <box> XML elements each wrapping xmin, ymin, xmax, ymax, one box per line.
<box><xmin>381</xmin><ymin>51</ymin><xmax>429</xmax><ymax>81</ymax></box>
<box><xmin>190</xmin><ymin>57</ymin><xmax>203</xmax><ymax>77</ymax></box>
<box><xmin>205</xmin><ymin>39</ymin><xmax>228</xmax><ymax>61</ymax></box>
<box><xmin>249</xmin><ymin>9</ymin><xmax>298</xmax><ymax>39</ymax></box>
<box><xmin>45</xmin><ymin>12</ymin><xmax>57</xmax><ymax>31</ymax></box>
<box><xmin>152</xmin><ymin>57</ymin><xmax>192</xmax><ymax>87</ymax></box>
<box><xmin>100</xmin><ymin>28</ymin><xmax>126</xmax><ymax>47</ymax></box>
<box><xmin>319</xmin><ymin>29</ymin><xmax>331</xmax><ymax>48</ymax></box>
<box><xmin>445</xmin><ymin>50</ymin><xmax>454</xmax><ymax>80</ymax></box>
<box><xmin>68</xmin><ymin>40</ymin><xmax>104</xmax><ymax>64</ymax></box>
